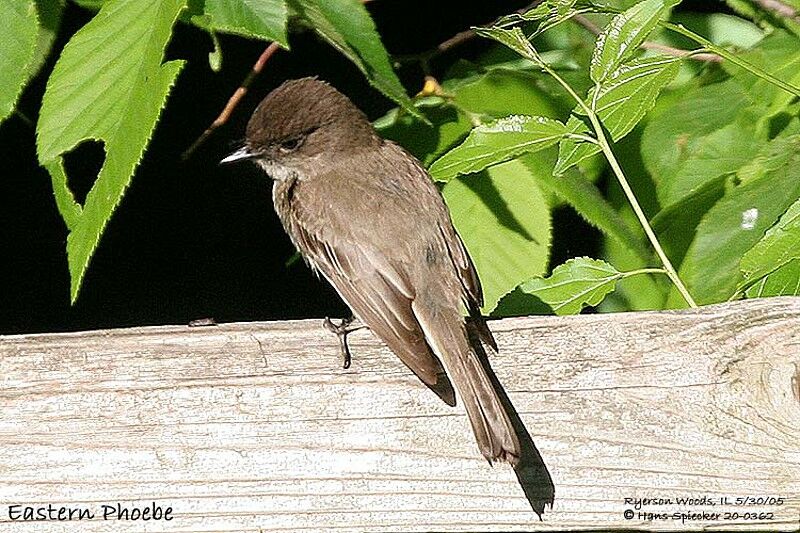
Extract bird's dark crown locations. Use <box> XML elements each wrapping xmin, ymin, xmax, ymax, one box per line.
<box><xmin>244</xmin><ymin>77</ymin><xmax>380</xmax><ymax>155</ymax></box>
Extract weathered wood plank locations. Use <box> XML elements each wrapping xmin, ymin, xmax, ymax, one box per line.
<box><xmin>1</xmin><ymin>297</ymin><xmax>799</xmax><ymax>532</ymax></box>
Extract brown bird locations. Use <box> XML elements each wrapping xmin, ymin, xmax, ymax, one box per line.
<box><xmin>222</xmin><ymin>78</ymin><xmax>520</xmax><ymax>465</ymax></box>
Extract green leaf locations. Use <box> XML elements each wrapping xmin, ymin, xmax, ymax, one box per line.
<box><xmin>600</xmin><ymin>204</ymin><xmax>669</xmax><ymax>312</ymax></box>
<box><xmin>590</xmin><ymin>0</ymin><xmax>677</xmax><ymax>83</ymax></box>
<box><xmin>29</xmin><ymin>0</ymin><xmax>64</xmax><ymax>77</ymax></box>
<box><xmin>496</xmin><ymin>0</ymin><xmax>572</xmax><ymax>26</ymax></box>
<box><xmin>499</xmin><ymin>0</ymin><xmax>593</xmax><ymax>36</ymax></box>
<box><xmin>650</xmin><ymin>174</ymin><xmax>726</xmax><ymax>268</ymax></box>
<box><xmin>744</xmin><ymin>259</ymin><xmax>800</xmax><ymax>298</ymax></box>
<box><xmin>668</xmin><ymin>12</ymin><xmax>763</xmax><ymax>49</ymax></box>
<box><xmin>554</xmin><ymin>114</ymin><xmax>601</xmax><ymax>176</ymax></box>
<box><xmin>196</xmin><ymin>0</ymin><xmax>288</xmax><ymax>46</ymax></box>
<box><xmin>36</xmin><ymin>0</ymin><xmax>187</xmax><ymax>302</ymax></box>
<box><xmin>451</xmin><ymin>67</ymin><xmax>565</xmax><ymax>119</ymax></box>
<box><xmin>592</xmin><ymin>55</ymin><xmax>681</xmax><ymax>141</ymax></box>
<box><xmin>517</xmin><ymin>257</ymin><xmax>624</xmax><ymax>315</ymax></box>
<box><xmin>728</xmin><ymin>31</ymin><xmax>800</xmax><ymax>116</ymax></box>
<box><xmin>641</xmin><ymin>79</ymin><xmax>762</xmax><ymax>207</ymax></box>
<box><xmin>46</xmin><ymin>158</ymin><xmax>81</xmax><ymax>231</ymax></box>
<box><xmin>376</xmin><ymin>63</ymin><xmax>568</xmax><ymax>166</ymax></box>
<box><xmin>443</xmin><ymin>159</ymin><xmax>551</xmax><ymax>313</ymax></box>
<box><xmin>429</xmin><ymin>115</ymin><xmax>569</xmax><ymax>182</ymax></box>
<box><xmin>72</xmin><ymin>0</ymin><xmax>106</xmax><ymax>9</ymax></box>
<box><xmin>523</xmin><ymin>153</ymin><xmax>650</xmax><ymax>261</ymax></box>
<box><xmin>475</xmin><ymin>26</ymin><xmax>544</xmax><ymax>66</ymax></box>
<box><xmin>288</xmin><ymin>0</ymin><xmax>419</xmax><ymax>120</ymax></box>
<box><xmin>207</xmin><ymin>23</ymin><xmax>223</xmax><ymax>71</ymax></box>
<box><xmin>674</xmin><ymin>134</ymin><xmax>800</xmax><ymax>305</ymax></box>
<box><xmin>0</xmin><ymin>0</ymin><xmax>37</xmax><ymax>123</ymax></box>
<box><xmin>739</xmin><ymin>197</ymin><xmax>800</xmax><ymax>291</ymax></box>
<box><xmin>374</xmin><ymin>98</ymin><xmax>472</xmax><ymax>166</ymax></box>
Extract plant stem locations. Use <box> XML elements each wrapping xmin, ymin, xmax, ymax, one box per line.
<box><xmin>593</xmin><ymin>118</ymin><xmax>697</xmax><ymax>308</ymax></box>
<box><xmin>624</xmin><ymin>267</ymin><xmax>667</xmax><ymax>278</ymax></box>
<box><xmin>13</xmin><ymin>109</ymin><xmax>34</xmax><ymax>128</ymax></box>
<box><xmin>662</xmin><ymin>22</ymin><xmax>800</xmax><ymax>98</ymax></box>
<box><xmin>542</xmin><ymin>64</ymin><xmax>593</xmax><ymax>116</ymax></box>
<box><xmin>543</xmin><ymin>65</ymin><xmax>698</xmax><ymax>308</ymax></box>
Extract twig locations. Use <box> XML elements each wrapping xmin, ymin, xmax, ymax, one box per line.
<box><xmin>754</xmin><ymin>0</ymin><xmax>800</xmax><ymax>22</ymax></box>
<box><xmin>663</xmin><ymin>21</ymin><xmax>800</xmax><ymax>97</ymax></box>
<box><xmin>396</xmin><ymin>0</ymin><xmax>545</xmax><ymax>66</ymax></box>
<box><xmin>182</xmin><ymin>41</ymin><xmax>282</xmax><ymax>161</ymax></box>
<box><xmin>13</xmin><ymin>109</ymin><xmax>34</xmax><ymax>128</ymax></box>
<box><xmin>573</xmin><ymin>14</ymin><xmax>722</xmax><ymax>63</ymax></box>
<box><xmin>183</xmin><ymin>0</ymin><xmax>386</xmax><ymax>160</ymax></box>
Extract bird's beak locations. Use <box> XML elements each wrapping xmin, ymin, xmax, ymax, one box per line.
<box><xmin>220</xmin><ymin>145</ymin><xmax>256</xmax><ymax>165</ymax></box>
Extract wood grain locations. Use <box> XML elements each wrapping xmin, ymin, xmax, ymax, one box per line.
<box><xmin>1</xmin><ymin>297</ymin><xmax>799</xmax><ymax>532</ymax></box>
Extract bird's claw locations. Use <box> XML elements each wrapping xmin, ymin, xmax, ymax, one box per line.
<box><xmin>323</xmin><ymin>316</ymin><xmax>364</xmax><ymax>369</ymax></box>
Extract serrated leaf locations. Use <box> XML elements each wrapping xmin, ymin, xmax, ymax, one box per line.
<box><xmin>289</xmin><ymin>0</ymin><xmax>419</xmax><ymax>120</ymax></box>
<box><xmin>518</xmin><ymin>257</ymin><xmax>623</xmax><ymax>315</ymax></box>
<box><xmin>590</xmin><ymin>0</ymin><xmax>677</xmax><ymax>83</ymax></box>
<box><xmin>36</xmin><ymin>0</ymin><xmax>187</xmax><ymax>302</ymax></box>
<box><xmin>443</xmin><ymin>159</ymin><xmax>551</xmax><ymax>313</ymax></box>
<box><xmin>496</xmin><ymin>0</ymin><xmax>562</xmax><ymax>26</ymax></box>
<box><xmin>498</xmin><ymin>0</ymin><xmax>592</xmax><ymax>36</ymax></box>
<box><xmin>0</xmin><ymin>0</ymin><xmax>38</xmax><ymax>123</ymax></box>
<box><xmin>674</xmin><ymin>134</ymin><xmax>800</xmax><ymax>305</ymax></box>
<box><xmin>475</xmin><ymin>26</ymin><xmax>544</xmax><ymax>66</ymax></box>
<box><xmin>739</xmin><ymin>197</ymin><xmax>800</xmax><ymax>290</ymax></box>
<box><xmin>378</xmin><ymin>65</ymin><xmax>566</xmax><ymax>166</ymax></box>
<box><xmin>744</xmin><ymin>259</ymin><xmax>800</xmax><ymax>298</ymax></box>
<box><xmin>30</xmin><ymin>0</ymin><xmax>64</xmax><ymax>76</ymax></box>
<box><xmin>592</xmin><ymin>54</ymin><xmax>681</xmax><ymax>141</ymax></box>
<box><xmin>198</xmin><ymin>0</ymin><xmax>288</xmax><ymax>46</ymax></box>
<box><xmin>72</xmin><ymin>0</ymin><xmax>105</xmax><ymax>8</ymax></box>
<box><xmin>555</xmin><ymin>114</ymin><xmax>601</xmax><ymax>176</ymax></box>
<box><xmin>46</xmin><ymin>158</ymin><xmax>81</xmax><ymax>230</ymax></box>
<box><xmin>429</xmin><ymin>115</ymin><xmax>569</xmax><ymax>182</ymax></box>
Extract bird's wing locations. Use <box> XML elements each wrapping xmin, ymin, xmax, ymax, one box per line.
<box><xmin>288</xmin><ymin>201</ymin><xmax>455</xmax><ymax>404</ymax></box>
<box><xmin>438</xmin><ymin>220</ymin><xmax>483</xmax><ymax>309</ymax></box>
<box><xmin>384</xmin><ymin>143</ymin><xmax>495</xmax><ymax>350</ymax></box>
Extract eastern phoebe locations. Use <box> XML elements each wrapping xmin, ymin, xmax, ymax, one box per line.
<box><xmin>222</xmin><ymin>78</ymin><xmax>520</xmax><ymax>465</ymax></box>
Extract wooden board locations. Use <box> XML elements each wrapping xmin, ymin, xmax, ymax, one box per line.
<box><xmin>1</xmin><ymin>297</ymin><xmax>799</xmax><ymax>532</ymax></box>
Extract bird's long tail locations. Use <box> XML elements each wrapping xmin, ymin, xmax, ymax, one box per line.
<box><xmin>413</xmin><ymin>303</ymin><xmax>520</xmax><ymax>466</ymax></box>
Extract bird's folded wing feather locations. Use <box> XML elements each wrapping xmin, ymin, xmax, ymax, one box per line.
<box><xmin>292</xmin><ymin>217</ymin><xmax>447</xmax><ymax>390</ymax></box>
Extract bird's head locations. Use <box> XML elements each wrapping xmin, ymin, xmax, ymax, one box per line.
<box><xmin>221</xmin><ymin>77</ymin><xmax>380</xmax><ymax>180</ymax></box>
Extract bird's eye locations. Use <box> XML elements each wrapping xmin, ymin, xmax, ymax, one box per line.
<box><xmin>279</xmin><ymin>137</ymin><xmax>303</xmax><ymax>153</ymax></box>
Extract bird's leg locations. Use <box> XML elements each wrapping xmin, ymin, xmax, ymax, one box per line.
<box><xmin>322</xmin><ymin>315</ymin><xmax>366</xmax><ymax>369</ymax></box>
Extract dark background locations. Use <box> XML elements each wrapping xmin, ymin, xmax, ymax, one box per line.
<box><xmin>1</xmin><ymin>0</ymin><xmax>719</xmax><ymax>334</ymax></box>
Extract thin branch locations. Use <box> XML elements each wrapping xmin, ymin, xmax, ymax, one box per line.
<box><xmin>13</xmin><ymin>109</ymin><xmax>34</xmax><ymax>128</ymax></box>
<box><xmin>396</xmin><ymin>0</ymin><xmax>545</xmax><ymax>65</ymax></box>
<box><xmin>663</xmin><ymin>21</ymin><xmax>800</xmax><ymax>97</ymax></box>
<box><xmin>754</xmin><ymin>0</ymin><xmax>800</xmax><ymax>22</ymax></box>
<box><xmin>573</xmin><ymin>14</ymin><xmax>722</xmax><ymax>63</ymax></box>
<box><xmin>182</xmin><ymin>41</ymin><xmax>282</xmax><ymax>161</ymax></box>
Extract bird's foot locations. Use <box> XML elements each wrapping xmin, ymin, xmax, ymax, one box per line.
<box><xmin>323</xmin><ymin>316</ymin><xmax>366</xmax><ymax>369</ymax></box>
